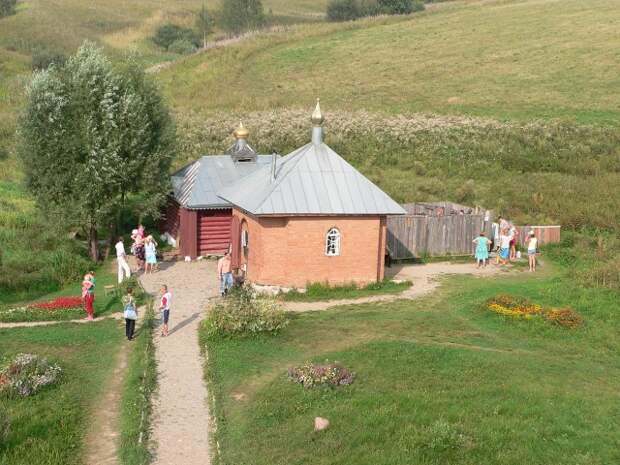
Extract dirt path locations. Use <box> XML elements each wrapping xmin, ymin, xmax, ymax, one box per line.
<box><xmin>285</xmin><ymin>262</ymin><xmax>512</xmax><ymax>312</ymax></box>
<box><xmin>139</xmin><ymin>260</ymin><xmax>218</xmax><ymax>465</ymax></box>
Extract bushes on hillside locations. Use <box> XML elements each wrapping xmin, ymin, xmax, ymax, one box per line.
<box><xmin>0</xmin><ymin>0</ymin><xmax>17</xmax><ymax>18</ymax></box>
<box><xmin>31</xmin><ymin>49</ymin><xmax>67</xmax><ymax>70</ymax></box>
<box><xmin>326</xmin><ymin>0</ymin><xmax>424</xmax><ymax>22</ymax></box>
<box><xmin>153</xmin><ymin>24</ymin><xmax>200</xmax><ymax>52</ymax></box>
<box><xmin>220</xmin><ymin>0</ymin><xmax>265</xmax><ymax>34</ymax></box>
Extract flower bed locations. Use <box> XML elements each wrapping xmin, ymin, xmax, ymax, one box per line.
<box><xmin>288</xmin><ymin>361</ymin><xmax>355</xmax><ymax>388</ymax></box>
<box><xmin>0</xmin><ymin>296</ymin><xmax>85</xmax><ymax>322</ymax></box>
<box><xmin>485</xmin><ymin>295</ymin><xmax>583</xmax><ymax>328</ymax></box>
<box><xmin>0</xmin><ymin>353</ymin><xmax>62</xmax><ymax>397</ymax></box>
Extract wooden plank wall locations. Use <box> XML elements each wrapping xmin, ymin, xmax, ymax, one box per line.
<box><xmin>515</xmin><ymin>226</ymin><xmax>561</xmax><ymax>248</ymax></box>
<box><xmin>387</xmin><ymin>214</ymin><xmax>491</xmax><ymax>259</ymax></box>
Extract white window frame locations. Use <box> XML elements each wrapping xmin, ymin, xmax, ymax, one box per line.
<box><xmin>325</xmin><ymin>227</ymin><xmax>341</xmax><ymax>256</ymax></box>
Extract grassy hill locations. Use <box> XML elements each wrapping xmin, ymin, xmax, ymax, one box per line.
<box><xmin>158</xmin><ymin>0</ymin><xmax>620</xmax><ymax>124</ymax></box>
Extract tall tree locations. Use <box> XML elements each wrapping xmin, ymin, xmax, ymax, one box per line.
<box><xmin>196</xmin><ymin>1</ymin><xmax>212</xmax><ymax>49</ymax></box>
<box><xmin>18</xmin><ymin>41</ymin><xmax>176</xmax><ymax>261</ymax></box>
<box><xmin>220</xmin><ymin>0</ymin><xmax>265</xmax><ymax>35</ymax></box>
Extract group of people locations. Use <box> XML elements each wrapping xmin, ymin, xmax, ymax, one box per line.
<box><xmin>116</xmin><ymin>224</ymin><xmax>159</xmax><ymax>284</ymax></box>
<box><xmin>473</xmin><ymin>217</ymin><xmax>539</xmax><ymax>272</ymax></box>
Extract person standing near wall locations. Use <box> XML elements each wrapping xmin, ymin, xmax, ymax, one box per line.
<box><xmin>115</xmin><ymin>237</ymin><xmax>131</xmax><ymax>283</ymax></box>
<box><xmin>527</xmin><ymin>231</ymin><xmax>538</xmax><ymax>272</ymax></box>
<box><xmin>217</xmin><ymin>251</ymin><xmax>233</xmax><ymax>297</ymax></box>
<box><xmin>473</xmin><ymin>232</ymin><xmax>490</xmax><ymax>268</ymax></box>
<box><xmin>498</xmin><ymin>229</ymin><xmax>512</xmax><ymax>266</ymax></box>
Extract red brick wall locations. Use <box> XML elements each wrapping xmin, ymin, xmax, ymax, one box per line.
<box><xmin>232</xmin><ymin>209</ymin><xmax>387</xmax><ymax>288</ymax></box>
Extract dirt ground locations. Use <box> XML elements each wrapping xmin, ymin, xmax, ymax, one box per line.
<box><xmin>284</xmin><ymin>261</ymin><xmax>511</xmax><ymax>312</ymax></box>
<box><xmin>139</xmin><ymin>259</ymin><xmax>218</xmax><ymax>465</ymax></box>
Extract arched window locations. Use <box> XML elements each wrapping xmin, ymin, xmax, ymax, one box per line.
<box><xmin>325</xmin><ymin>227</ymin><xmax>341</xmax><ymax>256</ymax></box>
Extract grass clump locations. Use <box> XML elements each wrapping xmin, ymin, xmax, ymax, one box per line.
<box><xmin>119</xmin><ymin>300</ymin><xmax>157</xmax><ymax>465</ymax></box>
<box><xmin>283</xmin><ymin>279</ymin><xmax>411</xmax><ymax>301</ymax></box>
<box><xmin>288</xmin><ymin>361</ymin><xmax>355</xmax><ymax>388</ymax></box>
<box><xmin>202</xmin><ymin>285</ymin><xmax>288</xmax><ymax>338</ymax></box>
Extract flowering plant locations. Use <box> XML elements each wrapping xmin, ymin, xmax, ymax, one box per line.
<box><xmin>288</xmin><ymin>361</ymin><xmax>355</xmax><ymax>388</ymax></box>
<box><xmin>0</xmin><ymin>353</ymin><xmax>62</xmax><ymax>397</ymax></box>
<box><xmin>29</xmin><ymin>297</ymin><xmax>83</xmax><ymax>311</ymax></box>
<box><xmin>485</xmin><ymin>294</ymin><xmax>582</xmax><ymax>328</ymax></box>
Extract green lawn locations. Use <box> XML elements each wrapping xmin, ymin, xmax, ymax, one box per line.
<box><xmin>159</xmin><ymin>0</ymin><xmax>620</xmax><ymax>124</ymax></box>
<box><xmin>202</xmin><ymin>264</ymin><xmax>620</xmax><ymax>464</ymax></box>
<box><xmin>0</xmin><ymin>321</ymin><xmax>123</xmax><ymax>465</ymax></box>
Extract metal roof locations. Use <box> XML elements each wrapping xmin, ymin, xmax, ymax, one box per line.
<box><xmin>171</xmin><ymin>155</ymin><xmax>274</xmax><ymax>209</ymax></box>
<box><xmin>217</xmin><ymin>140</ymin><xmax>406</xmax><ymax>216</ymax></box>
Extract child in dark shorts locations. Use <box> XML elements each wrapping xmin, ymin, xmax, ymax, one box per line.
<box><xmin>159</xmin><ymin>285</ymin><xmax>171</xmax><ymax>337</ymax></box>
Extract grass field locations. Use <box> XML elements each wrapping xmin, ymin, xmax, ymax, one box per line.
<box><xmin>202</xmin><ymin>263</ymin><xmax>620</xmax><ymax>465</ymax></box>
<box><xmin>0</xmin><ymin>321</ymin><xmax>122</xmax><ymax>465</ymax></box>
<box><xmin>159</xmin><ymin>0</ymin><xmax>620</xmax><ymax>124</ymax></box>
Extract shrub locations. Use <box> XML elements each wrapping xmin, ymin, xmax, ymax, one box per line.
<box><xmin>167</xmin><ymin>38</ymin><xmax>198</xmax><ymax>55</ymax></box>
<box><xmin>288</xmin><ymin>361</ymin><xmax>355</xmax><ymax>388</ymax></box>
<box><xmin>327</xmin><ymin>0</ymin><xmax>361</xmax><ymax>22</ymax></box>
<box><xmin>31</xmin><ymin>50</ymin><xmax>67</xmax><ymax>70</ymax></box>
<box><xmin>153</xmin><ymin>24</ymin><xmax>200</xmax><ymax>50</ymax></box>
<box><xmin>220</xmin><ymin>0</ymin><xmax>265</xmax><ymax>34</ymax></box>
<box><xmin>0</xmin><ymin>0</ymin><xmax>17</xmax><ymax>18</ymax></box>
<box><xmin>0</xmin><ymin>353</ymin><xmax>62</xmax><ymax>397</ymax></box>
<box><xmin>203</xmin><ymin>285</ymin><xmax>288</xmax><ymax>337</ymax></box>
<box><xmin>377</xmin><ymin>0</ymin><xmax>423</xmax><ymax>15</ymax></box>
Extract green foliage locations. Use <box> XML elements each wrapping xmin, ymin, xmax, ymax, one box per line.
<box><xmin>0</xmin><ymin>0</ymin><xmax>17</xmax><ymax>18</ymax></box>
<box><xmin>17</xmin><ymin>41</ymin><xmax>176</xmax><ymax>261</ymax></box>
<box><xmin>0</xmin><ymin>406</ymin><xmax>9</xmax><ymax>446</ymax></box>
<box><xmin>152</xmin><ymin>23</ymin><xmax>200</xmax><ymax>51</ymax></box>
<box><xmin>202</xmin><ymin>285</ymin><xmax>288</xmax><ymax>338</ymax></box>
<box><xmin>376</xmin><ymin>0</ymin><xmax>422</xmax><ymax>15</ymax></box>
<box><xmin>283</xmin><ymin>279</ymin><xmax>411</xmax><ymax>301</ymax></box>
<box><xmin>167</xmin><ymin>38</ymin><xmax>198</xmax><ymax>55</ymax></box>
<box><xmin>117</xmin><ymin>275</ymin><xmax>145</xmax><ymax>305</ymax></box>
<box><xmin>31</xmin><ymin>50</ymin><xmax>67</xmax><ymax>70</ymax></box>
<box><xmin>220</xmin><ymin>0</ymin><xmax>265</xmax><ymax>34</ymax></box>
<box><xmin>196</xmin><ymin>4</ymin><xmax>213</xmax><ymax>48</ymax></box>
<box><xmin>326</xmin><ymin>0</ymin><xmax>361</xmax><ymax>21</ymax></box>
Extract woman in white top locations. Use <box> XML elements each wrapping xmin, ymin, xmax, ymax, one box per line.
<box><xmin>527</xmin><ymin>231</ymin><xmax>538</xmax><ymax>272</ymax></box>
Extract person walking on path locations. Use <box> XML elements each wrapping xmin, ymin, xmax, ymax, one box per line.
<box><xmin>81</xmin><ymin>271</ymin><xmax>95</xmax><ymax>321</ymax></box>
<box><xmin>527</xmin><ymin>231</ymin><xmax>538</xmax><ymax>272</ymax></box>
<box><xmin>144</xmin><ymin>235</ymin><xmax>158</xmax><ymax>274</ymax></box>
<box><xmin>159</xmin><ymin>285</ymin><xmax>171</xmax><ymax>337</ymax></box>
<box><xmin>115</xmin><ymin>237</ymin><xmax>131</xmax><ymax>283</ymax></box>
<box><xmin>123</xmin><ymin>287</ymin><xmax>138</xmax><ymax>340</ymax></box>
<box><xmin>217</xmin><ymin>251</ymin><xmax>233</xmax><ymax>297</ymax></box>
<box><xmin>473</xmin><ymin>232</ymin><xmax>490</xmax><ymax>268</ymax></box>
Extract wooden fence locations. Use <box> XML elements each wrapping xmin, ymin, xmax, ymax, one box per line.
<box><xmin>387</xmin><ymin>214</ymin><xmax>492</xmax><ymax>259</ymax></box>
<box><xmin>386</xmin><ymin>202</ymin><xmax>561</xmax><ymax>259</ymax></box>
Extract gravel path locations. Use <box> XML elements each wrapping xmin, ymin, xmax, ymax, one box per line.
<box><xmin>284</xmin><ymin>262</ymin><xmax>511</xmax><ymax>312</ymax></box>
<box><xmin>139</xmin><ymin>260</ymin><xmax>218</xmax><ymax>465</ymax></box>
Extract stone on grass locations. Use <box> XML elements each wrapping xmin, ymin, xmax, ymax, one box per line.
<box><xmin>314</xmin><ymin>417</ymin><xmax>329</xmax><ymax>432</ymax></box>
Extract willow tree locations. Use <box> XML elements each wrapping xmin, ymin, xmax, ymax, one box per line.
<box><xmin>18</xmin><ymin>41</ymin><xmax>176</xmax><ymax>261</ymax></box>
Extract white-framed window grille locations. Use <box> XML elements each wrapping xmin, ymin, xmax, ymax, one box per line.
<box><xmin>325</xmin><ymin>227</ymin><xmax>341</xmax><ymax>256</ymax></box>
<box><xmin>241</xmin><ymin>229</ymin><xmax>249</xmax><ymax>248</ymax></box>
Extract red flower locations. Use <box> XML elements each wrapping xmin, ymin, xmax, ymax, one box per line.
<box><xmin>29</xmin><ymin>297</ymin><xmax>83</xmax><ymax>311</ymax></box>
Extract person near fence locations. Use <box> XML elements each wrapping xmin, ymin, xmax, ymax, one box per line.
<box><xmin>527</xmin><ymin>231</ymin><xmax>538</xmax><ymax>272</ymax></box>
<box><xmin>509</xmin><ymin>224</ymin><xmax>519</xmax><ymax>260</ymax></box>
<box><xmin>497</xmin><ymin>229</ymin><xmax>512</xmax><ymax>266</ymax></box>
<box><xmin>115</xmin><ymin>237</ymin><xmax>131</xmax><ymax>283</ymax></box>
<box><xmin>81</xmin><ymin>270</ymin><xmax>95</xmax><ymax>321</ymax></box>
<box><xmin>473</xmin><ymin>232</ymin><xmax>490</xmax><ymax>268</ymax></box>
<box><xmin>123</xmin><ymin>287</ymin><xmax>138</xmax><ymax>340</ymax></box>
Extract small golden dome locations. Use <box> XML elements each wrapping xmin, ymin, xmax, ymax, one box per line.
<box><xmin>311</xmin><ymin>98</ymin><xmax>324</xmax><ymax>126</ymax></box>
<box><xmin>233</xmin><ymin>121</ymin><xmax>249</xmax><ymax>139</ymax></box>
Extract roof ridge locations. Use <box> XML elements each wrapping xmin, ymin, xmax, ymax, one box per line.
<box><xmin>250</xmin><ymin>143</ymin><xmax>312</xmax><ymax>214</ymax></box>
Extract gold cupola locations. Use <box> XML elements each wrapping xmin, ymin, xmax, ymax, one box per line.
<box><xmin>233</xmin><ymin>121</ymin><xmax>249</xmax><ymax>139</ymax></box>
<box><xmin>311</xmin><ymin>98</ymin><xmax>324</xmax><ymax>126</ymax></box>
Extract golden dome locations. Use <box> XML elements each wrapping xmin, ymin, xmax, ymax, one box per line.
<box><xmin>233</xmin><ymin>121</ymin><xmax>249</xmax><ymax>139</ymax></box>
<box><xmin>311</xmin><ymin>98</ymin><xmax>324</xmax><ymax>126</ymax></box>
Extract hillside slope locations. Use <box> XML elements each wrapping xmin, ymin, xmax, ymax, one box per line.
<box><xmin>158</xmin><ymin>0</ymin><xmax>620</xmax><ymax>124</ymax></box>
